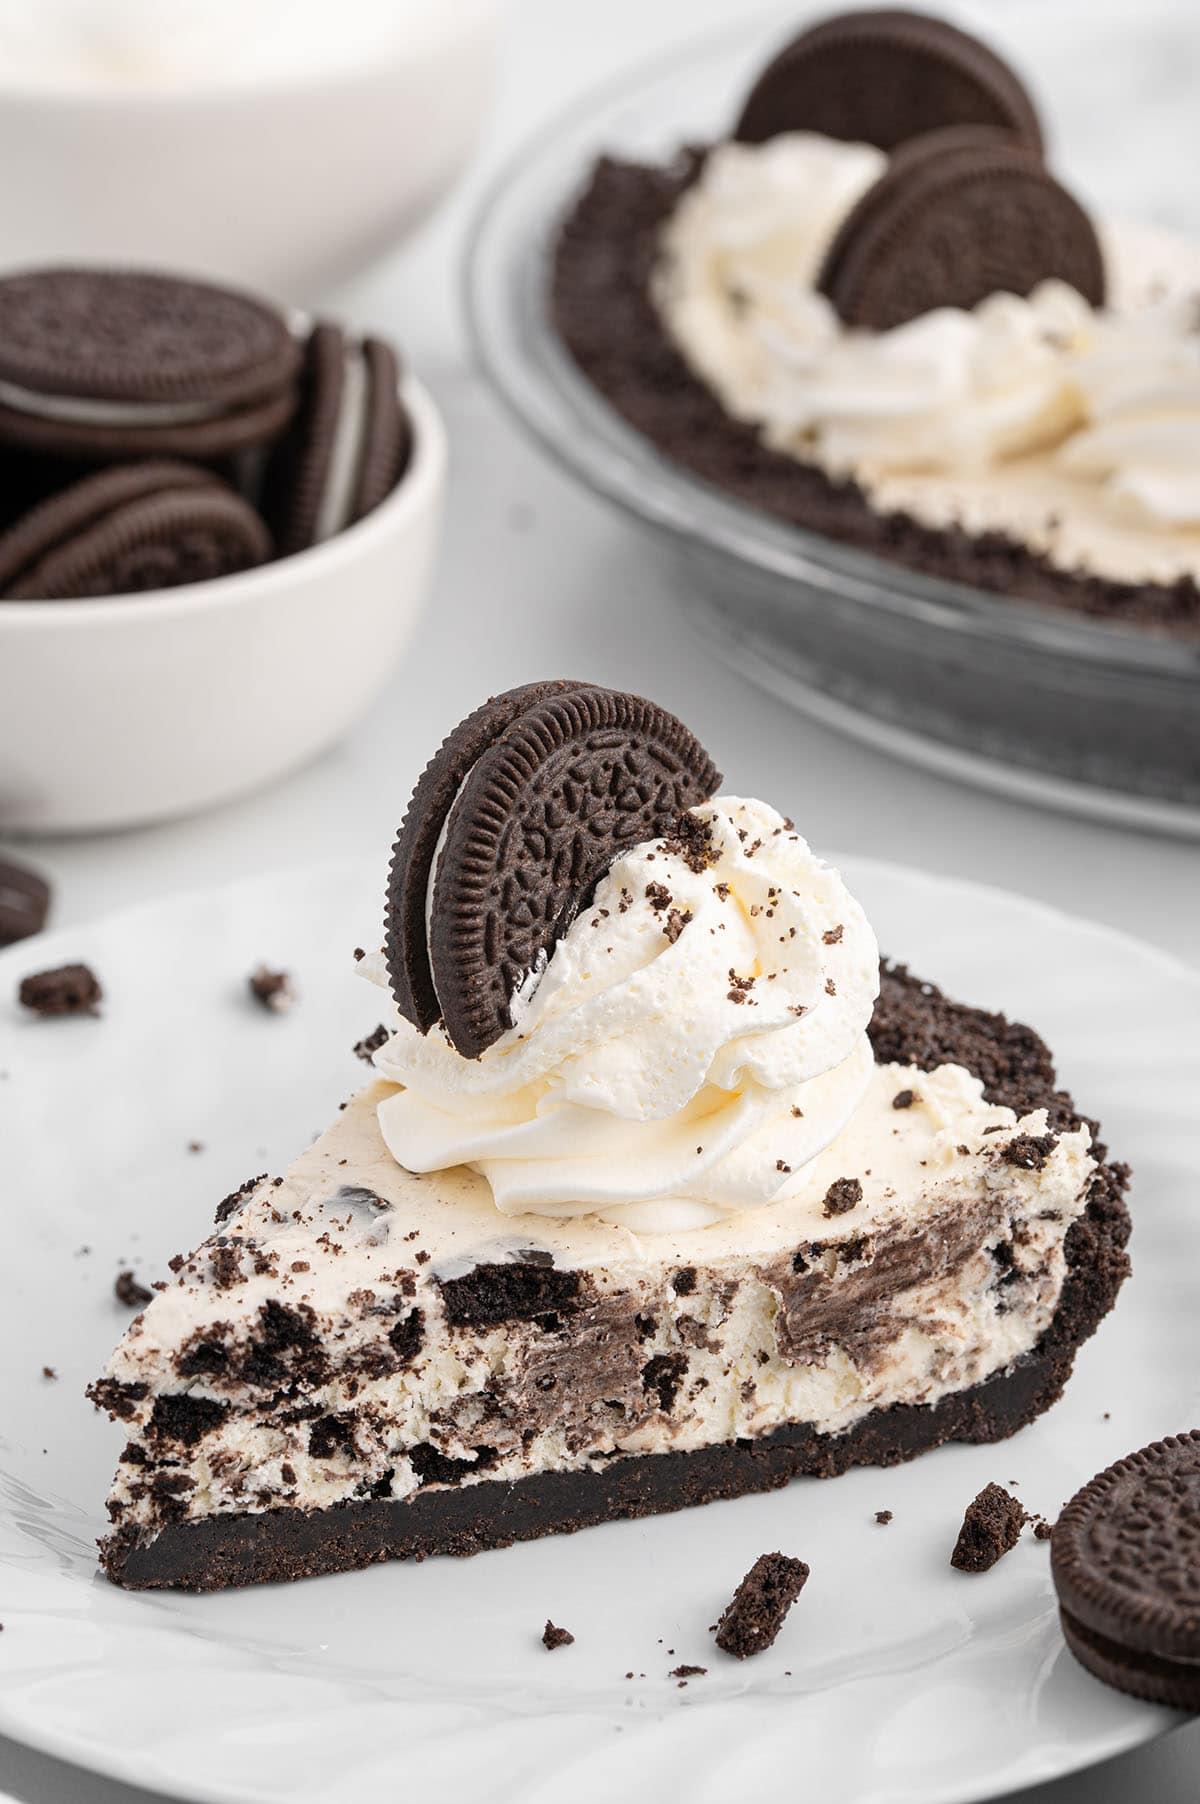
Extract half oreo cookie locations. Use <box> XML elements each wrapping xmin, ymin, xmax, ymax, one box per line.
<box><xmin>1051</xmin><ymin>1432</ymin><xmax>1200</xmax><ymax>1708</ymax></box>
<box><xmin>0</xmin><ymin>267</ymin><xmax>300</xmax><ymax>462</ymax></box>
<box><xmin>0</xmin><ymin>462</ymin><xmax>272</xmax><ymax>599</ymax></box>
<box><xmin>262</xmin><ymin>323</ymin><xmax>413</xmax><ymax>559</ymax></box>
<box><xmin>734</xmin><ymin>8</ymin><xmax>1043</xmax><ymax>154</ymax></box>
<box><xmin>386</xmin><ymin>682</ymin><xmax>721</xmax><ymax>1057</ymax></box>
<box><xmin>816</xmin><ymin>129</ymin><xmax>1105</xmax><ymax>330</ymax></box>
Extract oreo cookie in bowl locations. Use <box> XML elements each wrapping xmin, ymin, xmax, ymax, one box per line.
<box><xmin>0</xmin><ymin>266</ymin><xmax>444</xmax><ymax>832</ymax></box>
<box><xmin>466</xmin><ymin>4</ymin><xmax>1200</xmax><ymax>832</ymax></box>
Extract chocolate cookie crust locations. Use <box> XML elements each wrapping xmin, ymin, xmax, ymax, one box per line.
<box><xmin>551</xmin><ymin>154</ymin><xmax>1200</xmax><ymax>638</ymax></box>
<box><xmin>96</xmin><ymin>963</ymin><xmax>1131</xmax><ymax>1592</ymax></box>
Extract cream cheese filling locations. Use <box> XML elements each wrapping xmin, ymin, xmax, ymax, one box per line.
<box><xmin>101</xmin><ymin>1068</ymin><xmax>1096</xmax><ymax>1532</ymax></box>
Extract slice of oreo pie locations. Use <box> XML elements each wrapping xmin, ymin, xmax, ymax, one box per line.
<box><xmin>88</xmin><ymin>685</ymin><xmax>1129</xmax><ymax>1593</ymax></box>
<box><xmin>548</xmin><ymin>10</ymin><xmax>1200</xmax><ymax>638</ymax></box>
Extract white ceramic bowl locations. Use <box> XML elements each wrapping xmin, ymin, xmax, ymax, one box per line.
<box><xmin>0</xmin><ymin>378</ymin><xmax>446</xmax><ymax>834</ymax></box>
<box><xmin>0</xmin><ymin>0</ymin><xmax>498</xmax><ymax>295</ymax></box>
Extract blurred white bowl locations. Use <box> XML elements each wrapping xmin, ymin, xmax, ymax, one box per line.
<box><xmin>0</xmin><ymin>0</ymin><xmax>498</xmax><ymax>294</ymax></box>
<box><xmin>0</xmin><ymin>379</ymin><xmax>446</xmax><ymax>834</ymax></box>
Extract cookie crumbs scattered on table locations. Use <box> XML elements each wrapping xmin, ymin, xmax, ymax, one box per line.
<box><xmin>18</xmin><ymin>963</ymin><xmax>102</xmax><ymax>1017</ymax></box>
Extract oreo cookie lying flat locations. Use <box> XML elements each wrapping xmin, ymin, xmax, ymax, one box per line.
<box><xmin>816</xmin><ymin>130</ymin><xmax>1105</xmax><ymax>330</ymax></box>
<box><xmin>387</xmin><ymin>683</ymin><xmax>721</xmax><ymax>1057</ymax></box>
<box><xmin>0</xmin><ymin>462</ymin><xmax>271</xmax><ymax>600</ymax></box>
<box><xmin>734</xmin><ymin>8</ymin><xmax>1043</xmax><ymax>153</ymax></box>
<box><xmin>0</xmin><ymin>268</ymin><xmax>300</xmax><ymax>462</ymax></box>
<box><xmin>262</xmin><ymin>323</ymin><xmax>413</xmax><ymax>558</ymax></box>
<box><xmin>1051</xmin><ymin>1432</ymin><xmax>1200</xmax><ymax>1708</ymax></box>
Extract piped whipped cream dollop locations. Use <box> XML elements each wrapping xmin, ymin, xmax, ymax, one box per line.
<box><xmin>1058</xmin><ymin>303</ymin><xmax>1200</xmax><ymax>527</ymax></box>
<box><xmin>373</xmin><ymin>797</ymin><xmax>879</xmax><ymax>1233</ymax></box>
<box><xmin>654</xmin><ymin>133</ymin><xmax>1200</xmax><ymax>530</ymax></box>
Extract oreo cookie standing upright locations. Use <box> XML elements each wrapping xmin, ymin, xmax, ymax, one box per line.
<box><xmin>262</xmin><ymin>323</ymin><xmax>413</xmax><ymax>559</ymax></box>
<box><xmin>387</xmin><ymin>680</ymin><xmax>584</xmax><ymax>1035</ymax></box>
<box><xmin>734</xmin><ymin>8</ymin><xmax>1043</xmax><ymax>154</ymax></box>
<box><xmin>816</xmin><ymin>129</ymin><xmax>1105</xmax><ymax>330</ymax></box>
<box><xmin>0</xmin><ymin>268</ymin><xmax>301</xmax><ymax>463</ymax></box>
<box><xmin>386</xmin><ymin>683</ymin><xmax>721</xmax><ymax>1058</ymax></box>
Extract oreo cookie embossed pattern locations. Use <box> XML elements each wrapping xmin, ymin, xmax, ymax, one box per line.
<box><xmin>0</xmin><ymin>267</ymin><xmax>413</xmax><ymax>600</ymax></box>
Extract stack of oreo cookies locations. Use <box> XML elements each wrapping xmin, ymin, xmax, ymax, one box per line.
<box><xmin>0</xmin><ymin>268</ymin><xmax>412</xmax><ymax>600</ymax></box>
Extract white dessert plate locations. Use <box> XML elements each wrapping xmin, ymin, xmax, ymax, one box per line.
<box><xmin>1</xmin><ymin>858</ymin><xmax>1197</xmax><ymax>1804</ymax></box>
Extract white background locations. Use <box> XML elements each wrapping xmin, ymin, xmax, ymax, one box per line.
<box><xmin>1</xmin><ymin>1</ymin><xmax>1198</xmax><ymax>1799</ymax></box>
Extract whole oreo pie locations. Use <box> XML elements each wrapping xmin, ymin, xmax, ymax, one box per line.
<box><xmin>552</xmin><ymin>6</ymin><xmax>1200</xmax><ymax>637</ymax></box>
<box><xmin>88</xmin><ymin>681</ymin><xmax>1129</xmax><ymax>1592</ymax></box>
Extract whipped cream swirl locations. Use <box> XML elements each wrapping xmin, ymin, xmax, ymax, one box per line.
<box><xmin>1057</xmin><ymin>295</ymin><xmax>1200</xmax><ymax>527</ymax></box>
<box><xmin>654</xmin><ymin>133</ymin><xmax>1200</xmax><ymax>530</ymax></box>
<box><xmin>373</xmin><ymin>798</ymin><xmax>879</xmax><ymax>1233</ymax></box>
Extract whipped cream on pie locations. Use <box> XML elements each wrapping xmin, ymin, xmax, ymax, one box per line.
<box><xmin>374</xmin><ymin>797</ymin><xmax>878</xmax><ymax>1231</ymax></box>
<box><xmin>653</xmin><ymin>133</ymin><xmax>1200</xmax><ymax>582</ymax></box>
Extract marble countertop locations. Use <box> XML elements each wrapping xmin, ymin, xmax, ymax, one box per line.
<box><xmin>1</xmin><ymin>1</ymin><xmax>1198</xmax><ymax>1799</ymax></box>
